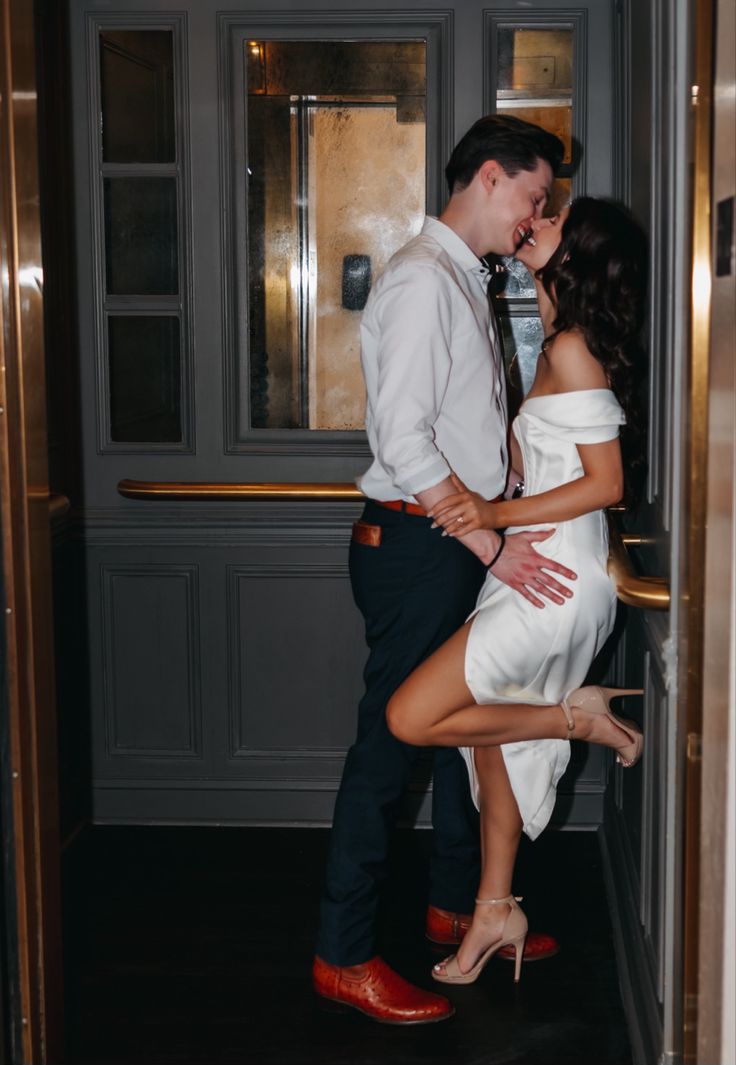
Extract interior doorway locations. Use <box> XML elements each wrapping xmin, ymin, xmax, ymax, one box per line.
<box><xmin>1</xmin><ymin>0</ymin><xmax>733</xmax><ymax>1062</ymax></box>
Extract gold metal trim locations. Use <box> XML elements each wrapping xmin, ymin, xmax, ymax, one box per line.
<box><xmin>28</xmin><ymin>489</ymin><xmax>71</xmax><ymax>519</ymax></box>
<box><xmin>683</xmin><ymin>0</ymin><xmax>715</xmax><ymax>1056</ymax></box>
<box><xmin>607</xmin><ymin>524</ymin><xmax>670</xmax><ymax>610</ymax></box>
<box><xmin>117</xmin><ymin>479</ymin><xmax>364</xmax><ymax>501</ymax></box>
<box><xmin>48</xmin><ymin>494</ymin><xmax>70</xmax><ymax>519</ymax></box>
<box><xmin>0</xmin><ymin>0</ymin><xmax>64</xmax><ymax>1058</ymax></box>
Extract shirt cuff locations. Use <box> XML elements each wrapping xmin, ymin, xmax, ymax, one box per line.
<box><xmin>396</xmin><ymin>454</ymin><xmax>452</xmax><ymax>497</ymax></box>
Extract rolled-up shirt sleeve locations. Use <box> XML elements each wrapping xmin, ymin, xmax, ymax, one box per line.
<box><xmin>368</xmin><ymin>263</ymin><xmax>454</xmax><ymax>496</ymax></box>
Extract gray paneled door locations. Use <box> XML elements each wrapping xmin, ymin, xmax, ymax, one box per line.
<box><xmin>65</xmin><ymin>0</ymin><xmax>619</xmax><ymax>828</ymax></box>
<box><xmin>598</xmin><ymin>2</ymin><xmax>695</xmax><ymax>1064</ymax></box>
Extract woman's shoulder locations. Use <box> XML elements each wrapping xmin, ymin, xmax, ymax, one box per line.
<box><xmin>543</xmin><ymin>330</ymin><xmax>608</xmax><ymax>392</ymax></box>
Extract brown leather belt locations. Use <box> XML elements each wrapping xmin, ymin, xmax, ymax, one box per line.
<box><xmin>373</xmin><ymin>498</ymin><xmax>427</xmax><ymax>517</ymax></box>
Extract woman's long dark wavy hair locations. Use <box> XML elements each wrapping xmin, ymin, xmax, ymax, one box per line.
<box><xmin>537</xmin><ymin>196</ymin><xmax>649</xmax><ymax>507</ymax></box>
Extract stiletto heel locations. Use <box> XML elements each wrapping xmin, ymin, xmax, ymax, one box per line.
<box><xmin>512</xmin><ymin>934</ymin><xmax>526</xmax><ymax>983</ymax></box>
<box><xmin>561</xmin><ymin>686</ymin><xmax>644</xmax><ymax>767</ymax></box>
<box><xmin>431</xmin><ymin>895</ymin><xmax>528</xmax><ymax>986</ymax></box>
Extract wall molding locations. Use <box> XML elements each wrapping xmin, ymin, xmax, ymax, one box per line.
<box><xmin>99</xmin><ymin>562</ymin><xmax>203</xmax><ymax>759</ymax></box>
<box><xmin>91</xmin><ymin>775</ymin><xmax>605</xmax><ymax>831</ymax></box>
<box><xmin>62</xmin><ymin>502</ymin><xmax>364</xmax><ymax>545</ymax></box>
<box><xmin>599</xmin><ymin>808</ymin><xmax>663</xmax><ymax>1065</ymax></box>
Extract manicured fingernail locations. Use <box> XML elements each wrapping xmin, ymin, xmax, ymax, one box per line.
<box><xmin>430</xmin><ymin>522</ymin><xmax>437</xmax><ymax>529</ymax></box>
<box><xmin>441</xmin><ymin>531</ymin><xmax>448</xmax><ymax>537</ymax></box>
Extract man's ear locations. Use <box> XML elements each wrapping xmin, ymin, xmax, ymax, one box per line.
<box><xmin>478</xmin><ymin>159</ymin><xmax>502</xmax><ymax>192</ymax></box>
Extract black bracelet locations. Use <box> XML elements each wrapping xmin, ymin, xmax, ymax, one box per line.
<box><xmin>487</xmin><ymin>532</ymin><xmax>506</xmax><ymax>569</ymax></box>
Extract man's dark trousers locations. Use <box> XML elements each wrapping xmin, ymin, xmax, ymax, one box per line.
<box><xmin>316</xmin><ymin>499</ymin><xmax>487</xmax><ymax>967</ymax></box>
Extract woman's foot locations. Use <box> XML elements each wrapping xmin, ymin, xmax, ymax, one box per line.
<box><xmin>432</xmin><ymin>895</ymin><xmax>528</xmax><ymax>985</ymax></box>
<box><xmin>456</xmin><ymin>900</ymin><xmax>510</xmax><ymax>974</ymax></box>
<box><xmin>560</xmin><ymin>687</ymin><xmax>643</xmax><ymax>766</ymax></box>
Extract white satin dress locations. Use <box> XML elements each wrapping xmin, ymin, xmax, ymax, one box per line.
<box><xmin>461</xmin><ymin>388</ymin><xmax>624</xmax><ymax>840</ymax></box>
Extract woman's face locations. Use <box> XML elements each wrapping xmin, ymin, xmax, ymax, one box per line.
<box><xmin>514</xmin><ymin>206</ymin><xmax>570</xmax><ymax>272</ymax></box>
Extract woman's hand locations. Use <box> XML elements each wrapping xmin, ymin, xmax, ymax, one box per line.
<box><xmin>427</xmin><ymin>474</ymin><xmax>498</xmax><ymax>536</ymax></box>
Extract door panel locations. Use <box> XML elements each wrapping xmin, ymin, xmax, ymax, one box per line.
<box><xmin>599</xmin><ymin>2</ymin><xmax>693</xmax><ymax>1063</ymax></box>
<box><xmin>101</xmin><ymin>564</ymin><xmax>202</xmax><ymax>756</ymax></box>
<box><xmin>64</xmin><ymin>0</ymin><xmax>617</xmax><ymax>833</ymax></box>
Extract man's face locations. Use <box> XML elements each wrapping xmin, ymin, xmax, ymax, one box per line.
<box><xmin>483</xmin><ymin>159</ymin><xmax>553</xmax><ymax>256</ymax></box>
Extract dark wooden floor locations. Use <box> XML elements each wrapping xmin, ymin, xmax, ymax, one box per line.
<box><xmin>62</xmin><ymin>826</ymin><xmax>632</xmax><ymax>1065</ymax></box>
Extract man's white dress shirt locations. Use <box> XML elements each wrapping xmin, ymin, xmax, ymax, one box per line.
<box><xmin>358</xmin><ymin>216</ymin><xmax>508</xmax><ymax>503</ymax></box>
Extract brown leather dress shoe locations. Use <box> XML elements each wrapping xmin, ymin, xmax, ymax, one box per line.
<box><xmin>425</xmin><ymin>905</ymin><xmax>560</xmax><ymax>962</ymax></box>
<box><xmin>313</xmin><ymin>955</ymin><xmax>454</xmax><ymax>1025</ymax></box>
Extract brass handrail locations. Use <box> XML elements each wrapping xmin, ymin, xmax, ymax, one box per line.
<box><xmin>49</xmin><ymin>493</ymin><xmax>70</xmax><ymax>519</ymax></box>
<box><xmin>607</xmin><ymin>524</ymin><xmax>670</xmax><ymax>611</ymax></box>
<box><xmin>27</xmin><ymin>489</ymin><xmax>71</xmax><ymax>518</ymax></box>
<box><xmin>117</xmin><ymin>480</ymin><xmax>671</xmax><ymax>610</ymax></box>
<box><xmin>117</xmin><ymin>479</ymin><xmax>364</xmax><ymax>501</ymax></box>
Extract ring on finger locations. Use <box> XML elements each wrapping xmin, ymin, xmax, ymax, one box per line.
<box><xmin>456</xmin><ymin>516</ymin><xmax>464</xmax><ymax>525</ymax></box>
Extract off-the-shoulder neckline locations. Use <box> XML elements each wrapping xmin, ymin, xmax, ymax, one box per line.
<box><xmin>521</xmin><ymin>387</ymin><xmax>616</xmax><ymax>406</ymax></box>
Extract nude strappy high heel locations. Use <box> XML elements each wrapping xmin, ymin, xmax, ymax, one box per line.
<box><xmin>560</xmin><ymin>686</ymin><xmax>644</xmax><ymax>767</ymax></box>
<box><xmin>431</xmin><ymin>894</ymin><xmax>528</xmax><ymax>986</ymax></box>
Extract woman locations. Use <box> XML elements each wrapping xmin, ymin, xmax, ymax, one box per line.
<box><xmin>386</xmin><ymin>196</ymin><xmax>648</xmax><ymax>986</ymax></box>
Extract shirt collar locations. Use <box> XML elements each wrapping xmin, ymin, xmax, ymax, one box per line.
<box><xmin>421</xmin><ymin>216</ymin><xmax>491</xmax><ymax>282</ymax></box>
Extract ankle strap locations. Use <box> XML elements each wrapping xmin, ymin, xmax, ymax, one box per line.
<box><xmin>474</xmin><ymin>894</ymin><xmax>523</xmax><ymax>905</ymax></box>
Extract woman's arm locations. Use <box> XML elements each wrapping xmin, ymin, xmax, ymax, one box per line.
<box><xmin>429</xmin><ymin>438</ymin><xmax>623</xmax><ymax>534</ymax></box>
<box><xmin>429</xmin><ymin>331</ymin><xmax>621</xmax><ymax>534</ymax></box>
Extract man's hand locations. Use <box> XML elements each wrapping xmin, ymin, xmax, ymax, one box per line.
<box><xmin>491</xmin><ymin>529</ymin><xmax>577</xmax><ymax>608</ymax></box>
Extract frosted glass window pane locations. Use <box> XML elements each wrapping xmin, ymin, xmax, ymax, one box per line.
<box><xmin>498</xmin><ymin>316</ymin><xmax>545</xmax><ymax>396</ymax></box>
<box><xmin>496</xmin><ymin>28</ymin><xmax>574</xmax><ymax>166</ymax></box>
<box><xmin>246</xmin><ymin>40</ymin><xmax>426</xmax><ymax>430</ymax></box>
<box><xmin>100</xmin><ymin>30</ymin><xmax>175</xmax><ymax>163</ymax></box>
<box><xmin>104</xmin><ymin>177</ymin><xmax>178</xmax><ymax>295</ymax></box>
<box><xmin>109</xmin><ymin>316</ymin><xmax>181</xmax><ymax>442</ymax></box>
<box><xmin>498</xmin><ymin>257</ymin><xmax>536</xmax><ymax>299</ymax></box>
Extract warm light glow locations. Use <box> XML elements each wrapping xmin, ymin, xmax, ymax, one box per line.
<box><xmin>692</xmin><ymin>253</ymin><xmax>712</xmax><ymax>311</ymax></box>
<box><xmin>289</xmin><ymin>261</ymin><xmax>311</xmax><ymax>293</ymax></box>
<box><xmin>18</xmin><ymin>266</ymin><xmax>44</xmax><ymax>291</ymax></box>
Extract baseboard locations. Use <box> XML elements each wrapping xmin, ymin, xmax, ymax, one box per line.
<box><xmin>599</xmin><ymin>806</ymin><xmax>663</xmax><ymax>1065</ymax></box>
<box><xmin>91</xmin><ymin>783</ymin><xmax>603</xmax><ymax>830</ymax></box>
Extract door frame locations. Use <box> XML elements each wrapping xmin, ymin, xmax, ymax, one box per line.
<box><xmin>0</xmin><ymin>0</ymin><xmax>64</xmax><ymax>1061</ymax></box>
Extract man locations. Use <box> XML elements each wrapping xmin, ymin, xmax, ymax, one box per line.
<box><xmin>313</xmin><ymin>115</ymin><xmax>575</xmax><ymax>1024</ymax></box>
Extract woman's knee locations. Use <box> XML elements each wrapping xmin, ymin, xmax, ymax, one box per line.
<box><xmin>386</xmin><ymin>690</ymin><xmax>430</xmax><ymax>746</ymax></box>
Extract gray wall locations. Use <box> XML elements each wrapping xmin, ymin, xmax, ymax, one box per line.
<box><xmin>56</xmin><ymin>0</ymin><xmax>618</xmax><ymax>830</ymax></box>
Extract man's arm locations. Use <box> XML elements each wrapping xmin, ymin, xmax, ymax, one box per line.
<box><xmin>414</xmin><ymin>478</ymin><xmax>501</xmax><ymax>565</ymax></box>
<box><xmin>370</xmin><ymin>264</ymin><xmax>455</xmax><ymax>497</ymax></box>
<box><xmin>371</xmin><ymin>264</ymin><xmax>575</xmax><ymax>606</ymax></box>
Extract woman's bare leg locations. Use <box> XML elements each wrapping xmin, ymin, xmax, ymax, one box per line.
<box><xmin>393</xmin><ymin>624</ymin><xmax>637</xmax><ymax>976</ymax></box>
<box><xmin>450</xmin><ymin>747</ymin><xmax>523</xmax><ymax>974</ymax></box>
<box><xmin>386</xmin><ymin>621</ymin><xmax>635</xmax><ymax>753</ymax></box>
